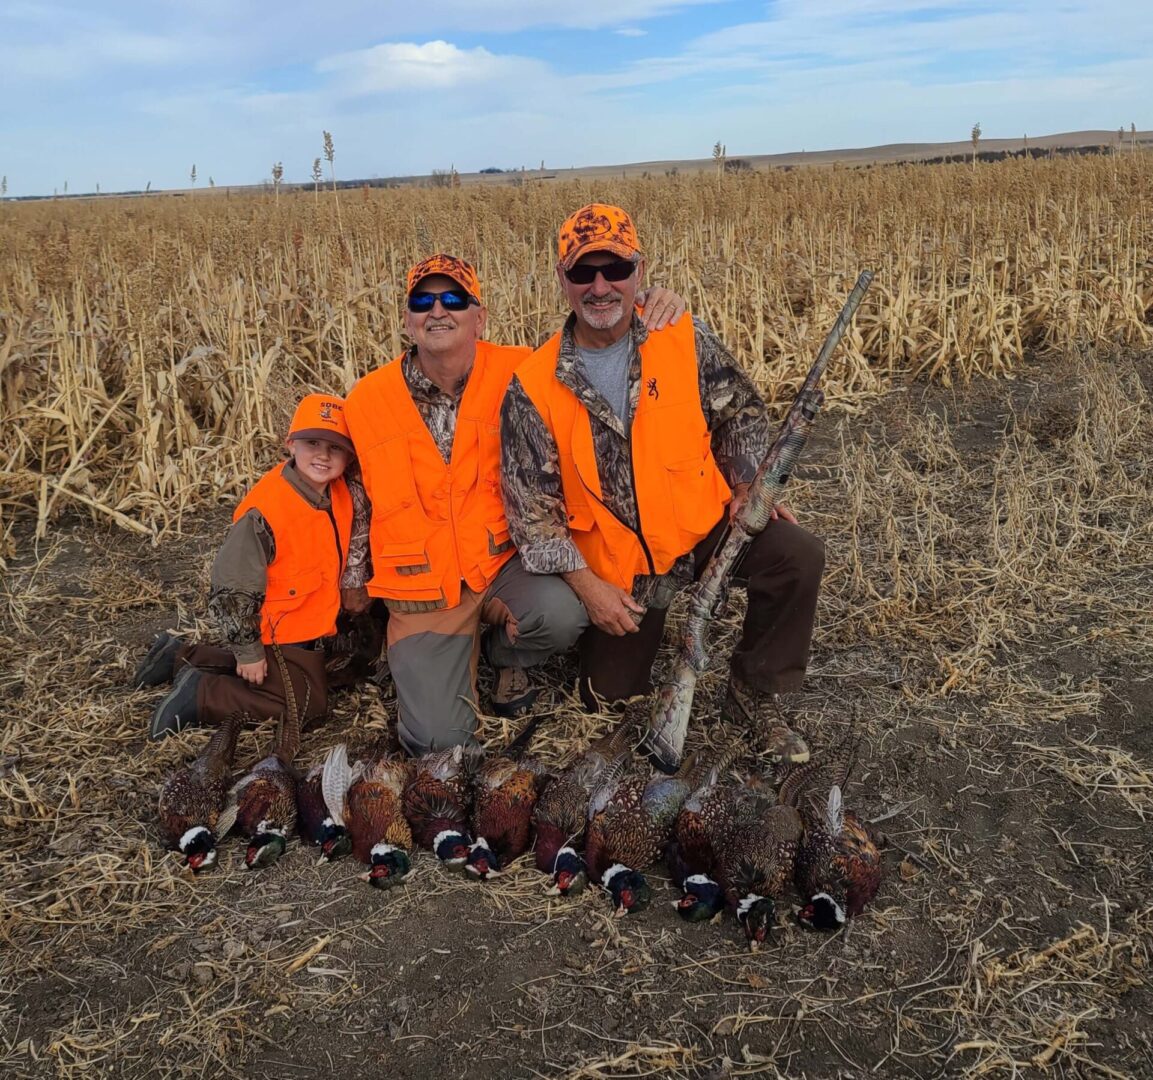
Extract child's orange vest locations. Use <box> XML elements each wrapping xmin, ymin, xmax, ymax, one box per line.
<box><xmin>233</xmin><ymin>463</ymin><xmax>352</xmax><ymax>643</ymax></box>
<box><xmin>515</xmin><ymin>315</ymin><xmax>730</xmax><ymax>591</ymax></box>
<box><xmin>345</xmin><ymin>341</ymin><xmax>529</xmax><ymax>611</ymax></box>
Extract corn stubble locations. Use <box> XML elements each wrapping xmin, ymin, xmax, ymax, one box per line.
<box><xmin>1</xmin><ymin>154</ymin><xmax>1151</xmax><ymax>552</ymax></box>
<box><xmin>1</xmin><ymin>155</ymin><xmax>1152</xmax><ymax>1078</ymax></box>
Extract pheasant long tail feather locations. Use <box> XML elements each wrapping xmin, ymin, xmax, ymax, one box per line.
<box><xmin>214</xmin><ymin>790</ymin><xmax>239</xmax><ymax>838</ymax></box>
<box><xmin>500</xmin><ymin>713</ymin><xmax>546</xmax><ymax>760</ymax></box>
<box><xmin>270</xmin><ymin>642</ymin><xmax>302</xmax><ymax>765</ymax></box>
<box><xmin>205</xmin><ymin>710</ymin><xmax>243</xmax><ymax>768</ymax></box>
<box><xmin>825</xmin><ymin>784</ymin><xmax>845</xmax><ymax>838</ymax></box>
<box><xmin>777</xmin><ymin>758</ymin><xmax>822</xmax><ymax>809</ymax></box>
<box><xmin>321</xmin><ymin>743</ymin><xmax>351</xmax><ymax>827</ymax></box>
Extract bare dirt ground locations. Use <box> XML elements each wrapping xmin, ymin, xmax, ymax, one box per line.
<box><xmin>2</xmin><ymin>348</ymin><xmax>1151</xmax><ymax>1079</ymax></box>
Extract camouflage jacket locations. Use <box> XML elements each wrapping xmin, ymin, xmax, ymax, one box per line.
<box><xmin>209</xmin><ymin>460</ymin><xmax>363</xmax><ymax>663</ymax></box>
<box><xmin>342</xmin><ymin>348</ymin><xmax>469</xmax><ymax>591</ymax></box>
<box><xmin>500</xmin><ymin>313</ymin><xmax>770</xmax><ymax>608</ymax></box>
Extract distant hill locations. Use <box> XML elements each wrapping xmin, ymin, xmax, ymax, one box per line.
<box><xmin>11</xmin><ymin>129</ymin><xmax>1150</xmax><ymax>201</ymax></box>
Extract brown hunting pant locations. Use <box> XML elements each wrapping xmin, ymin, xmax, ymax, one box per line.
<box><xmin>578</xmin><ymin>517</ymin><xmax>825</xmax><ymax>709</ymax></box>
<box><xmin>176</xmin><ymin>642</ymin><xmax>329</xmax><ymax>730</ymax></box>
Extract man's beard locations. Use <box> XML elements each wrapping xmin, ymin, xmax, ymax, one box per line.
<box><xmin>580</xmin><ymin>294</ymin><xmax>625</xmax><ymax>331</ymax></box>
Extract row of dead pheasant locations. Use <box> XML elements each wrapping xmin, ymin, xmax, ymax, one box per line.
<box><xmin>158</xmin><ymin>699</ymin><xmax>882</xmax><ymax>948</ymax></box>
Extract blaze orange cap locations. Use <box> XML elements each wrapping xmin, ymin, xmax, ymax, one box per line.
<box><xmin>287</xmin><ymin>393</ymin><xmax>354</xmax><ymax>453</ymax></box>
<box><xmin>406</xmin><ymin>253</ymin><xmax>482</xmax><ymax>303</ymax></box>
<box><xmin>557</xmin><ymin>203</ymin><xmax>642</xmax><ymax>271</ymax></box>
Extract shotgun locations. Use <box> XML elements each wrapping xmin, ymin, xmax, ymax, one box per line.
<box><xmin>642</xmin><ymin>270</ymin><xmax>874</xmax><ymax>772</ymax></box>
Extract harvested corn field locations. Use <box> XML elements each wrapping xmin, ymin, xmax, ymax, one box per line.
<box><xmin>2</xmin><ymin>157</ymin><xmax>1152</xmax><ymax>1078</ymax></box>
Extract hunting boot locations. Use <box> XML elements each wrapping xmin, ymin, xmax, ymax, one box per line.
<box><xmin>149</xmin><ymin>666</ymin><xmax>204</xmax><ymax>741</ymax></box>
<box><xmin>133</xmin><ymin>631</ymin><xmax>185</xmax><ymax>688</ymax></box>
<box><xmin>491</xmin><ymin>665</ymin><xmax>538</xmax><ymax>719</ymax></box>
<box><xmin>721</xmin><ymin>679</ymin><xmax>809</xmax><ymax>764</ymax></box>
<box><xmin>479</xmin><ymin>617</ymin><xmax>540</xmax><ymax>719</ymax></box>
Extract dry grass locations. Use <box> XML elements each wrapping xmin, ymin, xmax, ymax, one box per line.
<box><xmin>1</xmin><ymin>158</ymin><xmax>1152</xmax><ymax>1078</ymax></box>
<box><xmin>2</xmin><ymin>154</ymin><xmax>1152</xmax><ymax>554</ymax></box>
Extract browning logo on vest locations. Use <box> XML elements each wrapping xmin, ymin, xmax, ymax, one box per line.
<box><xmin>345</xmin><ymin>341</ymin><xmax>530</xmax><ymax>612</ymax></box>
<box><xmin>233</xmin><ymin>463</ymin><xmax>353</xmax><ymax>643</ymax></box>
<box><xmin>516</xmin><ymin>314</ymin><xmax>730</xmax><ymax>592</ymax></box>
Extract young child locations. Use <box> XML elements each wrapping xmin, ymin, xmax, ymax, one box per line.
<box><xmin>137</xmin><ymin>393</ymin><xmax>355</xmax><ymax>740</ymax></box>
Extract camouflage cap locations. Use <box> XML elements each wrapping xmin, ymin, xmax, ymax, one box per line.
<box><xmin>405</xmin><ymin>253</ymin><xmax>482</xmax><ymax>303</ymax></box>
<box><xmin>557</xmin><ymin>204</ymin><xmax>642</xmax><ymax>271</ymax></box>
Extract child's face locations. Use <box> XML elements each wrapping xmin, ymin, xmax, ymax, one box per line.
<box><xmin>288</xmin><ymin>437</ymin><xmax>351</xmax><ymax>494</ymax></box>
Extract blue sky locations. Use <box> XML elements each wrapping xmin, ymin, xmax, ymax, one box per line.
<box><xmin>0</xmin><ymin>0</ymin><xmax>1148</xmax><ymax>196</ymax></box>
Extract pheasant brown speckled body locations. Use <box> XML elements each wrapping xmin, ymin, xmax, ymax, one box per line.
<box><xmin>347</xmin><ymin>754</ymin><xmax>414</xmax><ymax>862</ymax></box>
<box><xmin>296</xmin><ymin>760</ymin><xmax>329</xmax><ymax>846</ymax></box>
<box><xmin>532</xmin><ymin>721</ymin><xmax>634</xmax><ymax>883</ymax></box>
<box><xmin>468</xmin><ymin>756</ymin><xmax>549</xmax><ymax>878</ymax></box>
<box><xmin>157</xmin><ymin>711</ymin><xmax>242</xmax><ymax>871</ymax></box>
<box><xmin>584</xmin><ymin>748</ymin><xmax>739</xmax><ymax>916</ymax></box>
<box><xmin>403</xmin><ymin>745</ymin><xmax>474</xmax><ymax>865</ymax></box>
<box><xmin>786</xmin><ymin>727</ymin><xmax>881</xmax><ymax>929</ymax></box>
<box><xmin>795</xmin><ymin>790</ymin><xmax>883</xmax><ymax>930</ymax></box>
<box><xmin>714</xmin><ymin>801</ymin><xmax>803</xmax><ymax>947</ymax></box>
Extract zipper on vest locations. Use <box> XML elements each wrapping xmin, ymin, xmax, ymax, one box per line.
<box><xmin>325</xmin><ymin>506</ymin><xmax>344</xmax><ymax>577</ymax></box>
<box><xmin>625</xmin><ymin>446</ymin><xmax>656</xmax><ymax>576</ymax></box>
<box><xmin>578</xmin><ymin>448</ymin><xmax>656</xmax><ymax>578</ymax></box>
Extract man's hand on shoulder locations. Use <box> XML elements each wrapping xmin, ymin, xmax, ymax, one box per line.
<box><xmin>563</xmin><ymin>568</ymin><xmax>645</xmax><ymax>636</ymax></box>
<box><xmin>636</xmin><ymin>286</ymin><xmax>686</xmax><ymax>331</ymax></box>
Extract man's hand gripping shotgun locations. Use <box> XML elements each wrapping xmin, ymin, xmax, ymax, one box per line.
<box><xmin>642</xmin><ymin>270</ymin><xmax>875</xmax><ymax>773</ymax></box>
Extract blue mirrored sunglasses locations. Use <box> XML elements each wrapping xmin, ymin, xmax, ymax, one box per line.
<box><xmin>407</xmin><ymin>289</ymin><xmax>478</xmax><ymax>313</ymax></box>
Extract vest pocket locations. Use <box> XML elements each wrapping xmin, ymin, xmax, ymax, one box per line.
<box><xmin>666</xmin><ymin>454</ymin><xmax>727</xmax><ymax>536</ymax></box>
<box><xmin>265</xmin><ymin>567</ymin><xmax>323</xmax><ymax>613</ymax></box>
<box><xmin>487</xmin><ymin>520</ymin><xmax>513</xmax><ymax>556</ymax></box>
<box><xmin>375</xmin><ymin>541</ymin><xmax>432</xmax><ymax>576</ymax></box>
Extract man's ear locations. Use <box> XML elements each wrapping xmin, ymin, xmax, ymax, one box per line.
<box><xmin>475</xmin><ymin>304</ymin><xmax>488</xmax><ymax>339</ymax></box>
<box><xmin>635</xmin><ymin>257</ymin><xmax>647</xmax><ymax>289</ymax></box>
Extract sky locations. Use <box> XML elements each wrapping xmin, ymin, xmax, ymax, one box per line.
<box><xmin>0</xmin><ymin>0</ymin><xmax>1149</xmax><ymax>197</ymax></box>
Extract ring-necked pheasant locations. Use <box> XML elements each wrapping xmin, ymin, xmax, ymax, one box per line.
<box><xmin>667</xmin><ymin>756</ymin><xmax>767</xmax><ymax>923</ymax></box>
<box><xmin>233</xmin><ymin>647</ymin><xmax>304</xmax><ymax>870</ymax></box>
<box><xmin>713</xmin><ymin>798</ymin><xmax>804</xmax><ymax>950</ymax></box>
<box><xmin>402</xmin><ymin>744</ymin><xmax>475</xmax><ymax>868</ymax></box>
<box><xmin>533</xmin><ymin>719</ymin><xmax>635</xmax><ymax>896</ymax></box>
<box><xmin>585</xmin><ymin>744</ymin><xmax>741</xmax><ymax>917</ymax></box>
<box><xmin>788</xmin><ymin>730</ymin><xmax>883</xmax><ymax>930</ymax></box>
<box><xmin>296</xmin><ymin>747</ymin><xmax>352</xmax><ymax>861</ymax></box>
<box><xmin>157</xmin><ymin>711</ymin><xmax>242</xmax><ymax>871</ymax></box>
<box><xmin>466</xmin><ymin>717</ymin><xmax>550</xmax><ymax>880</ymax></box>
<box><xmin>323</xmin><ymin>744</ymin><xmax>414</xmax><ymax>888</ymax></box>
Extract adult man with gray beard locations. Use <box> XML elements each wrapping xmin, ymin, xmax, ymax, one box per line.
<box><xmin>501</xmin><ymin>204</ymin><xmax>823</xmax><ymax>761</ymax></box>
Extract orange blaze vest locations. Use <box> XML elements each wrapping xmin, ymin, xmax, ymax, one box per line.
<box><xmin>516</xmin><ymin>315</ymin><xmax>731</xmax><ymax>592</ymax></box>
<box><xmin>345</xmin><ymin>341</ymin><xmax>529</xmax><ymax>610</ymax></box>
<box><xmin>233</xmin><ymin>463</ymin><xmax>353</xmax><ymax>644</ymax></box>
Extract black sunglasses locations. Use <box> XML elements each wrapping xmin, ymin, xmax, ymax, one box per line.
<box><xmin>564</xmin><ymin>258</ymin><xmax>637</xmax><ymax>286</ymax></box>
<box><xmin>407</xmin><ymin>289</ymin><xmax>478</xmax><ymax>313</ymax></box>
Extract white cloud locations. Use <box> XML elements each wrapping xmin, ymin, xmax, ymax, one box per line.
<box><xmin>316</xmin><ymin>40</ymin><xmax>546</xmax><ymax>96</ymax></box>
<box><xmin>615</xmin><ymin>28</ymin><xmax>648</xmax><ymax>37</ymax></box>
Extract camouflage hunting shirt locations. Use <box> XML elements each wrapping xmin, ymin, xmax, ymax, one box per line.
<box><xmin>342</xmin><ymin>349</ymin><xmax>471</xmax><ymax>590</ymax></box>
<box><xmin>209</xmin><ymin>460</ymin><xmax>358</xmax><ymax>664</ymax></box>
<box><xmin>500</xmin><ymin>313</ymin><xmax>769</xmax><ymax>609</ymax></box>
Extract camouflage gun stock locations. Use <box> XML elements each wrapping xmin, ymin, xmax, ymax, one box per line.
<box><xmin>642</xmin><ymin>270</ymin><xmax>874</xmax><ymax>772</ymax></box>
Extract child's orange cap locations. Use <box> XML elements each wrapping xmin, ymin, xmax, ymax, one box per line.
<box><xmin>557</xmin><ymin>204</ymin><xmax>642</xmax><ymax>270</ymax></box>
<box><xmin>406</xmin><ymin>254</ymin><xmax>482</xmax><ymax>303</ymax></box>
<box><xmin>288</xmin><ymin>394</ymin><xmax>353</xmax><ymax>452</ymax></box>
